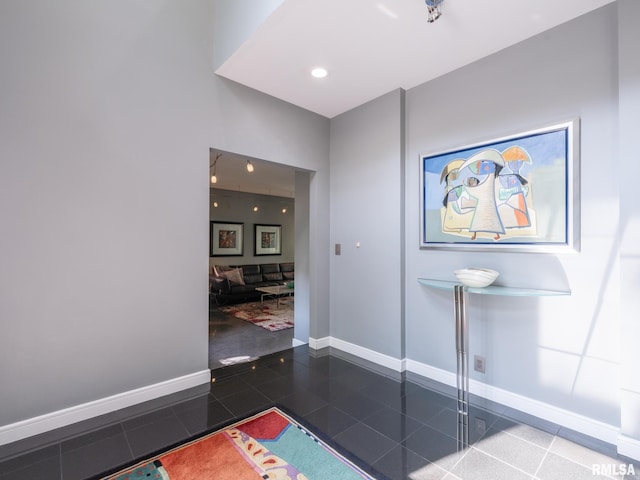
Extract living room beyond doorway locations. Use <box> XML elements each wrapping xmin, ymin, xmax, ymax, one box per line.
<box><xmin>208</xmin><ymin>297</ymin><xmax>294</xmax><ymax>369</ymax></box>
<box><xmin>208</xmin><ymin>151</ymin><xmax>300</xmax><ymax>369</ymax></box>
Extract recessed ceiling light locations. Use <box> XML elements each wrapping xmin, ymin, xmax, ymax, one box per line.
<box><xmin>311</xmin><ymin>67</ymin><xmax>328</xmax><ymax>79</ymax></box>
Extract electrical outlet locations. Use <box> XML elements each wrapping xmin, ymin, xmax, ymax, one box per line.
<box><xmin>475</xmin><ymin>417</ymin><xmax>487</xmax><ymax>435</ymax></box>
<box><xmin>474</xmin><ymin>355</ymin><xmax>486</xmax><ymax>373</ymax></box>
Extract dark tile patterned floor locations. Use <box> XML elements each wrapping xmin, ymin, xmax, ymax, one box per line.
<box><xmin>1</xmin><ymin>346</ymin><xmax>638</xmax><ymax>480</ymax></box>
<box><xmin>208</xmin><ymin>300</ymin><xmax>293</xmax><ymax>369</ymax></box>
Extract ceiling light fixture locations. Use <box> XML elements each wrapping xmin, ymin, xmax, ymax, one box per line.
<box><xmin>246</xmin><ymin>160</ymin><xmax>254</xmax><ymax>173</ymax></box>
<box><xmin>425</xmin><ymin>0</ymin><xmax>444</xmax><ymax>23</ymax></box>
<box><xmin>311</xmin><ymin>67</ymin><xmax>328</xmax><ymax>79</ymax></box>
<box><xmin>210</xmin><ymin>152</ymin><xmax>222</xmax><ymax>184</ymax></box>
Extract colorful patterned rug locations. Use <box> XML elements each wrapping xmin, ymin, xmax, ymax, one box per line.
<box><xmin>220</xmin><ymin>298</ymin><xmax>294</xmax><ymax>332</ymax></box>
<box><xmin>102</xmin><ymin>407</ymin><xmax>380</xmax><ymax>479</ymax></box>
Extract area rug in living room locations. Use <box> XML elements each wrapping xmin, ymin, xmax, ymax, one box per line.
<box><xmin>220</xmin><ymin>298</ymin><xmax>294</xmax><ymax>332</ymax></box>
<box><xmin>101</xmin><ymin>407</ymin><xmax>381</xmax><ymax>480</ymax></box>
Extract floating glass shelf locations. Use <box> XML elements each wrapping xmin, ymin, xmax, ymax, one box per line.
<box><xmin>417</xmin><ymin>278</ymin><xmax>570</xmax><ymax>297</ymax></box>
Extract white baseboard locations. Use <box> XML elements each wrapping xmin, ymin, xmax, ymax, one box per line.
<box><xmin>405</xmin><ymin>359</ymin><xmax>454</xmax><ymax>386</ymax></box>
<box><xmin>305</xmin><ymin>341</ymin><xmax>635</xmax><ymax>457</ymax></box>
<box><xmin>329</xmin><ymin>337</ymin><xmax>406</xmax><ymax>372</ymax></box>
<box><xmin>618</xmin><ymin>434</ymin><xmax>640</xmax><ymax>461</ymax></box>
<box><xmin>308</xmin><ymin>343</ymin><xmax>625</xmax><ymax>453</ymax></box>
<box><xmin>292</xmin><ymin>338</ymin><xmax>307</xmax><ymax>347</ymax></box>
<box><xmin>309</xmin><ymin>336</ymin><xmax>404</xmax><ymax>372</ymax></box>
<box><xmin>309</xmin><ymin>336</ymin><xmax>331</xmax><ymax>350</ymax></box>
<box><xmin>405</xmin><ymin>360</ymin><xmax>620</xmax><ymax>446</ymax></box>
<box><xmin>0</xmin><ymin>369</ymin><xmax>211</xmax><ymax>446</ymax></box>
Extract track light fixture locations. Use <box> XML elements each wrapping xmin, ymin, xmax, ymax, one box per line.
<box><xmin>210</xmin><ymin>152</ymin><xmax>222</xmax><ymax>184</ymax></box>
<box><xmin>425</xmin><ymin>0</ymin><xmax>444</xmax><ymax>23</ymax></box>
<box><xmin>210</xmin><ymin>153</ymin><xmax>257</xmax><ymax>185</ymax></box>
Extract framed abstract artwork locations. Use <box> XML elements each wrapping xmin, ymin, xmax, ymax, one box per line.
<box><xmin>255</xmin><ymin>224</ymin><xmax>282</xmax><ymax>256</ymax></box>
<box><xmin>420</xmin><ymin>119</ymin><xmax>580</xmax><ymax>253</ymax></box>
<box><xmin>210</xmin><ymin>222</ymin><xmax>244</xmax><ymax>256</ymax></box>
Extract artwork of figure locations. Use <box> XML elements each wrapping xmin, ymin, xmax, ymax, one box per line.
<box><xmin>438</xmin><ymin>147</ymin><xmax>537</xmax><ymax>241</ymax></box>
<box><xmin>440</xmin><ymin>159</ymin><xmax>474</xmax><ymax>233</ymax></box>
<box><xmin>457</xmin><ymin>149</ymin><xmax>505</xmax><ymax>240</ymax></box>
<box><xmin>497</xmin><ymin>146</ymin><xmax>535</xmax><ymax>232</ymax></box>
<box><xmin>219</xmin><ymin>230</ymin><xmax>237</xmax><ymax>249</ymax></box>
<box><xmin>261</xmin><ymin>232</ymin><xmax>276</xmax><ymax>248</ymax></box>
<box><xmin>423</xmin><ymin>122</ymin><xmax>573</xmax><ymax>248</ymax></box>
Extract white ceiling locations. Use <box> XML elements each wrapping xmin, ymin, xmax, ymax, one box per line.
<box><xmin>211</xmin><ymin>0</ymin><xmax>615</xmax><ymax>195</ymax></box>
<box><xmin>216</xmin><ymin>0</ymin><xmax>615</xmax><ymax>119</ymax></box>
<box><xmin>209</xmin><ymin>149</ymin><xmax>296</xmax><ymax>198</ymax></box>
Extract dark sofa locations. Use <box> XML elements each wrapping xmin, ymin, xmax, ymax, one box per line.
<box><xmin>209</xmin><ymin>262</ymin><xmax>294</xmax><ymax>305</ymax></box>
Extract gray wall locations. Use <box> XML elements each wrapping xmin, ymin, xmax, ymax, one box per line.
<box><xmin>208</xmin><ymin>76</ymin><xmax>331</xmax><ymax>346</ymax></box>
<box><xmin>212</xmin><ymin>0</ymin><xmax>283</xmax><ymax>70</ymax></box>
<box><xmin>618</xmin><ymin>0</ymin><xmax>640</xmax><ymax>444</ymax></box>
<box><xmin>404</xmin><ymin>5</ymin><xmax>620</xmax><ymax>426</ymax></box>
<box><xmin>294</xmin><ymin>171</ymin><xmax>311</xmax><ymax>343</ymax></box>
<box><xmin>0</xmin><ymin>0</ymin><xmax>215</xmax><ymax>426</ymax></box>
<box><xmin>326</xmin><ymin>2</ymin><xmax>631</xmax><ymax>435</ymax></box>
<box><xmin>209</xmin><ymin>189</ymin><xmax>295</xmax><ymax>267</ymax></box>
<box><xmin>0</xmin><ymin>0</ymin><xmax>330</xmax><ymax>431</ymax></box>
<box><xmin>329</xmin><ymin>90</ymin><xmax>405</xmax><ymax>359</ymax></box>
<box><xmin>4</xmin><ymin>0</ymin><xmax>638</xmax><ymax>456</ymax></box>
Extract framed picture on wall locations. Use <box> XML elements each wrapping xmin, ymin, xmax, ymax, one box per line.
<box><xmin>420</xmin><ymin>119</ymin><xmax>580</xmax><ymax>253</ymax></box>
<box><xmin>210</xmin><ymin>222</ymin><xmax>244</xmax><ymax>256</ymax></box>
<box><xmin>254</xmin><ymin>224</ymin><xmax>282</xmax><ymax>256</ymax></box>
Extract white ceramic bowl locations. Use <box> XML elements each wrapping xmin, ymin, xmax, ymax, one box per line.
<box><xmin>454</xmin><ymin>268</ymin><xmax>499</xmax><ymax>288</ymax></box>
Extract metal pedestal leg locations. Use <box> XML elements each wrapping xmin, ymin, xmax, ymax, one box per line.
<box><xmin>454</xmin><ymin>284</ymin><xmax>469</xmax><ymax>450</ymax></box>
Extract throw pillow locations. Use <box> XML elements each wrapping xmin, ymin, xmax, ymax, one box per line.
<box><xmin>214</xmin><ymin>265</ymin><xmax>233</xmax><ymax>276</ymax></box>
<box><xmin>221</xmin><ymin>267</ymin><xmax>245</xmax><ymax>286</ymax></box>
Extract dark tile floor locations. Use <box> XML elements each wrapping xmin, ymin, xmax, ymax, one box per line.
<box><xmin>208</xmin><ymin>299</ymin><xmax>294</xmax><ymax>369</ymax></box>
<box><xmin>1</xmin><ymin>345</ymin><xmax>639</xmax><ymax>480</ymax></box>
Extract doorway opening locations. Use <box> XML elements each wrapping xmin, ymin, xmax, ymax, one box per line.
<box><xmin>207</xmin><ymin>150</ymin><xmax>310</xmax><ymax>369</ymax></box>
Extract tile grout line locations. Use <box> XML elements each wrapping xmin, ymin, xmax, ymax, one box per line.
<box><xmin>465</xmin><ymin>445</ymin><xmax>539</xmax><ymax>479</ymax></box>
<box><xmin>470</xmin><ymin>432</ymin><xmax>548</xmax><ymax>477</ymax></box>
<box><xmin>532</xmin><ymin>435</ymin><xmax>554</xmax><ymax>479</ymax></box>
<box><xmin>435</xmin><ymin>441</ymin><xmax>475</xmax><ymax>478</ymax></box>
<box><xmin>542</xmin><ymin>435</ymin><xmax>622</xmax><ymax>480</ymax></box>
<box><xmin>120</xmin><ymin>420</ymin><xmax>138</xmax><ymax>469</ymax></box>
<box><xmin>548</xmin><ymin>434</ymin><xmax>622</xmax><ymax>478</ymax></box>
<box><xmin>58</xmin><ymin>442</ymin><xmax>63</xmax><ymax>480</ymax></box>
<box><xmin>498</xmin><ymin>425</ymin><xmax>556</xmax><ymax>452</ymax></box>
